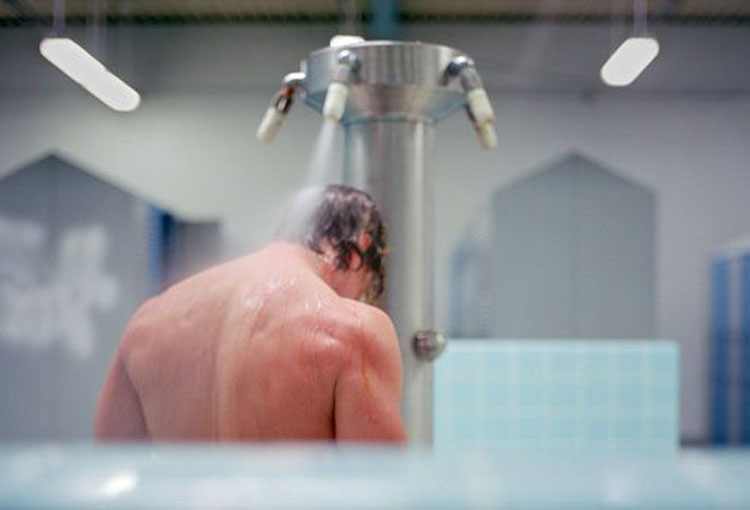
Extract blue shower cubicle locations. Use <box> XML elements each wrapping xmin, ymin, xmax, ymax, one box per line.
<box><xmin>710</xmin><ymin>240</ymin><xmax>750</xmax><ymax>444</ymax></box>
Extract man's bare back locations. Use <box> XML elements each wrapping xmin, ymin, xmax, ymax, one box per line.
<box><xmin>95</xmin><ymin>242</ymin><xmax>406</xmax><ymax>442</ymax></box>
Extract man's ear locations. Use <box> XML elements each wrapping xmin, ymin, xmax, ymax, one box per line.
<box><xmin>349</xmin><ymin>248</ymin><xmax>364</xmax><ymax>271</ymax></box>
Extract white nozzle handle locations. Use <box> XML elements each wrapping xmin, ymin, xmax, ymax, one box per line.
<box><xmin>477</xmin><ymin>121</ymin><xmax>498</xmax><ymax>149</ymax></box>
<box><xmin>466</xmin><ymin>88</ymin><xmax>495</xmax><ymax>126</ymax></box>
<box><xmin>323</xmin><ymin>81</ymin><xmax>349</xmax><ymax>122</ymax></box>
<box><xmin>256</xmin><ymin>106</ymin><xmax>285</xmax><ymax>144</ymax></box>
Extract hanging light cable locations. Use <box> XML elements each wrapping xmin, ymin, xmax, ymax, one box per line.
<box><xmin>600</xmin><ymin>0</ymin><xmax>659</xmax><ymax>87</ymax></box>
<box><xmin>40</xmin><ymin>0</ymin><xmax>141</xmax><ymax>112</ymax></box>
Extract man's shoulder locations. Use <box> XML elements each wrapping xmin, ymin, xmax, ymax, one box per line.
<box><xmin>323</xmin><ymin>300</ymin><xmax>398</xmax><ymax>355</ymax></box>
<box><xmin>357</xmin><ymin>303</ymin><xmax>397</xmax><ymax>341</ymax></box>
<box><xmin>329</xmin><ymin>301</ymin><xmax>402</xmax><ymax>384</ymax></box>
<box><xmin>325</xmin><ymin>298</ymin><xmax>388</xmax><ymax>329</ymax></box>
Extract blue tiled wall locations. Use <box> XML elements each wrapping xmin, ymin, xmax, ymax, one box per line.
<box><xmin>434</xmin><ymin>339</ymin><xmax>679</xmax><ymax>451</ymax></box>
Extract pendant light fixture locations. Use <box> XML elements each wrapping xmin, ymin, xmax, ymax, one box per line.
<box><xmin>40</xmin><ymin>0</ymin><xmax>141</xmax><ymax>112</ymax></box>
<box><xmin>601</xmin><ymin>0</ymin><xmax>660</xmax><ymax>87</ymax></box>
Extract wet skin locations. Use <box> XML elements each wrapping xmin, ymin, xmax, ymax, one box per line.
<box><xmin>95</xmin><ymin>242</ymin><xmax>406</xmax><ymax>442</ymax></box>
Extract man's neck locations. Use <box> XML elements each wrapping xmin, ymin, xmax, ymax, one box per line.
<box><xmin>270</xmin><ymin>241</ymin><xmax>327</xmax><ymax>280</ymax></box>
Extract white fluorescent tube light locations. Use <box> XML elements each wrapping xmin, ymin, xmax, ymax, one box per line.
<box><xmin>600</xmin><ymin>37</ymin><xmax>660</xmax><ymax>87</ymax></box>
<box><xmin>40</xmin><ymin>37</ymin><xmax>141</xmax><ymax>112</ymax></box>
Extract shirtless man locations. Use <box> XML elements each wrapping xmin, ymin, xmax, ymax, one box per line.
<box><xmin>95</xmin><ymin>185</ymin><xmax>406</xmax><ymax>442</ymax></box>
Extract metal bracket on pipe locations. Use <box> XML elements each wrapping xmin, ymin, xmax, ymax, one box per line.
<box><xmin>413</xmin><ymin>330</ymin><xmax>447</xmax><ymax>362</ymax></box>
<box><xmin>443</xmin><ymin>55</ymin><xmax>476</xmax><ymax>84</ymax></box>
<box><xmin>336</xmin><ymin>49</ymin><xmax>360</xmax><ymax>75</ymax></box>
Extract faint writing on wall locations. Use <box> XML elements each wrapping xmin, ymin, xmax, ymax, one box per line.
<box><xmin>0</xmin><ymin>215</ymin><xmax>119</xmax><ymax>358</ymax></box>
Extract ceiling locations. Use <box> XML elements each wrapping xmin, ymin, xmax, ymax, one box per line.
<box><xmin>1</xmin><ymin>0</ymin><xmax>750</xmax><ymax>25</ymax></box>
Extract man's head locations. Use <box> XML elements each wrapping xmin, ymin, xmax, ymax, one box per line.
<box><xmin>278</xmin><ymin>184</ymin><xmax>387</xmax><ymax>303</ymax></box>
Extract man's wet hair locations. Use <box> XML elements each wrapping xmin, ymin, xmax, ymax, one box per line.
<box><xmin>278</xmin><ymin>185</ymin><xmax>387</xmax><ymax>301</ymax></box>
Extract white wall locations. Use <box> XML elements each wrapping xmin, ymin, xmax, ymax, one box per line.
<box><xmin>1</xmin><ymin>22</ymin><xmax>749</xmax><ymax>441</ymax></box>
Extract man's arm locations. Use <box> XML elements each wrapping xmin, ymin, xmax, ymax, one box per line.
<box><xmin>333</xmin><ymin>307</ymin><xmax>406</xmax><ymax>442</ymax></box>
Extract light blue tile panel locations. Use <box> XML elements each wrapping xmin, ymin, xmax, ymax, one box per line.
<box><xmin>434</xmin><ymin>339</ymin><xmax>679</xmax><ymax>451</ymax></box>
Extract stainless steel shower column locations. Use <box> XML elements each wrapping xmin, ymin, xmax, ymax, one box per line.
<box><xmin>344</xmin><ymin>119</ymin><xmax>435</xmax><ymax>442</ymax></box>
<box><xmin>275</xmin><ymin>40</ymin><xmax>497</xmax><ymax>445</ymax></box>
